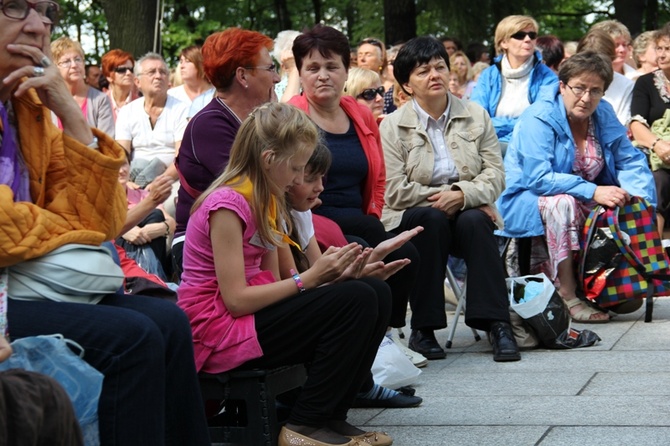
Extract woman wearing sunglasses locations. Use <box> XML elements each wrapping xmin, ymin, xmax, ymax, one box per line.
<box><xmin>344</xmin><ymin>67</ymin><xmax>385</xmax><ymax>122</ymax></box>
<box><xmin>101</xmin><ymin>48</ymin><xmax>139</xmax><ymax>121</ymax></box>
<box><xmin>471</xmin><ymin>15</ymin><xmax>556</xmax><ymax>149</ymax></box>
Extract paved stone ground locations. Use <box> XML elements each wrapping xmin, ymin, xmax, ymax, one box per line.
<box><xmin>349</xmin><ymin>297</ymin><xmax>670</xmax><ymax>446</ymax></box>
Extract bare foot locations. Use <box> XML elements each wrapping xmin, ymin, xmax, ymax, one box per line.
<box><xmin>564</xmin><ymin>298</ymin><xmax>610</xmax><ymax>322</ymax></box>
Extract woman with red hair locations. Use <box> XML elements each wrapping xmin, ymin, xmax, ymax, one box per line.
<box><xmin>172</xmin><ymin>28</ymin><xmax>280</xmax><ymax>276</ymax></box>
<box><xmin>101</xmin><ymin>48</ymin><xmax>139</xmax><ymax>120</ymax></box>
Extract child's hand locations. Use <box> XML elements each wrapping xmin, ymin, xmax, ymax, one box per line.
<box><xmin>336</xmin><ymin>247</ymin><xmax>373</xmax><ymax>281</ymax></box>
<box><xmin>306</xmin><ymin>243</ymin><xmax>362</xmax><ymax>285</ymax></box>
<box><xmin>363</xmin><ymin>258</ymin><xmax>411</xmax><ymax>281</ymax></box>
<box><xmin>369</xmin><ymin>226</ymin><xmax>423</xmax><ymax>264</ymax></box>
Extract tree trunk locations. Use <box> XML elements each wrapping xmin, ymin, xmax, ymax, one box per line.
<box><xmin>312</xmin><ymin>0</ymin><xmax>322</xmax><ymax>24</ymax></box>
<box><xmin>383</xmin><ymin>0</ymin><xmax>416</xmax><ymax>45</ymax></box>
<box><xmin>275</xmin><ymin>0</ymin><xmax>292</xmax><ymax>30</ymax></box>
<box><xmin>613</xmin><ymin>0</ymin><xmax>645</xmax><ymax>36</ymax></box>
<box><xmin>100</xmin><ymin>0</ymin><xmax>158</xmax><ymax>57</ymax></box>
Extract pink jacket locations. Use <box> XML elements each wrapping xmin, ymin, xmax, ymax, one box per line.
<box><xmin>289</xmin><ymin>95</ymin><xmax>386</xmax><ymax>218</ymax></box>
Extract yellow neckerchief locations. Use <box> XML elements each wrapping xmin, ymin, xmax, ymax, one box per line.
<box><xmin>227</xmin><ymin>176</ymin><xmax>301</xmax><ymax>250</ymax></box>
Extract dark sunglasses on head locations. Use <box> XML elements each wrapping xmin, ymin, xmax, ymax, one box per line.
<box><xmin>510</xmin><ymin>31</ymin><xmax>537</xmax><ymax>40</ymax></box>
<box><xmin>361</xmin><ymin>38</ymin><xmax>384</xmax><ymax>49</ymax></box>
<box><xmin>357</xmin><ymin>86</ymin><xmax>385</xmax><ymax>101</ymax></box>
<box><xmin>114</xmin><ymin>66</ymin><xmax>134</xmax><ymax>74</ymax></box>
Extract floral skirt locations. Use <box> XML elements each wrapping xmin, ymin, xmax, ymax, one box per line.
<box><xmin>536</xmin><ymin>194</ymin><xmax>596</xmax><ymax>282</ymax></box>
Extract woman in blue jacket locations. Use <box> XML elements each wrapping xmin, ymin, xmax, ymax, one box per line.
<box><xmin>471</xmin><ymin>15</ymin><xmax>556</xmax><ymax>146</ymax></box>
<box><xmin>497</xmin><ymin>52</ymin><xmax>656</xmax><ymax>323</ymax></box>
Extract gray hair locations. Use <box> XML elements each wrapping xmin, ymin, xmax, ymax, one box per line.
<box><xmin>134</xmin><ymin>52</ymin><xmax>167</xmax><ymax>77</ymax></box>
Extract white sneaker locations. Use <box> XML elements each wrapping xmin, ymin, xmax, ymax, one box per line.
<box><xmin>387</xmin><ymin>332</ymin><xmax>428</xmax><ymax>368</ymax></box>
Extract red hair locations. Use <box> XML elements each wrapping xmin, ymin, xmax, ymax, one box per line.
<box><xmin>202</xmin><ymin>28</ymin><xmax>273</xmax><ymax>90</ymax></box>
<box><xmin>101</xmin><ymin>49</ymin><xmax>135</xmax><ymax>78</ymax></box>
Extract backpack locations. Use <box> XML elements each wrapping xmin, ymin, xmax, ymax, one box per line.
<box><xmin>578</xmin><ymin>196</ymin><xmax>670</xmax><ymax>322</ymax></box>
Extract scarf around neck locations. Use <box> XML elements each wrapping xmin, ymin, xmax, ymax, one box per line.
<box><xmin>227</xmin><ymin>176</ymin><xmax>300</xmax><ymax>250</ymax></box>
<box><xmin>0</xmin><ymin>101</ymin><xmax>31</xmax><ymax>202</ymax></box>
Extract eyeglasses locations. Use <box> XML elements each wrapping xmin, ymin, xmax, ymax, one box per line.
<box><xmin>357</xmin><ymin>86</ymin><xmax>385</xmax><ymax>101</ymax></box>
<box><xmin>57</xmin><ymin>57</ymin><xmax>84</xmax><ymax>68</ymax></box>
<box><xmin>114</xmin><ymin>66</ymin><xmax>134</xmax><ymax>74</ymax></box>
<box><xmin>1</xmin><ymin>0</ymin><xmax>59</xmax><ymax>24</ymax></box>
<box><xmin>566</xmin><ymin>84</ymin><xmax>604</xmax><ymax>100</ymax></box>
<box><xmin>244</xmin><ymin>63</ymin><xmax>278</xmax><ymax>73</ymax></box>
<box><xmin>140</xmin><ymin>68</ymin><xmax>169</xmax><ymax>77</ymax></box>
<box><xmin>510</xmin><ymin>31</ymin><xmax>538</xmax><ymax>41</ymax></box>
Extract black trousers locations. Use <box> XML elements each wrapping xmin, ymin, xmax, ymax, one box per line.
<box><xmin>391</xmin><ymin>207</ymin><xmax>510</xmax><ymax>332</ymax></box>
<box><xmin>324</xmin><ymin>214</ymin><xmax>420</xmax><ymax>327</ymax></box>
<box><xmin>654</xmin><ymin>169</ymin><xmax>670</xmax><ymax>224</ymax></box>
<box><xmin>243</xmin><ymin>277</ymin><xmax>391</xmax><ymax>426</ymax></box>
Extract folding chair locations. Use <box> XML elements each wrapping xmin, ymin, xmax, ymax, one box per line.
<box><xmin>445</xmin><ymin>263</ymin><xmax>481</xmax><ymax>348</ymax></box>
<box><xmin>444</xmin><ymin>237</ymin><xmax>527</xmax><ymax>349</ymax></box>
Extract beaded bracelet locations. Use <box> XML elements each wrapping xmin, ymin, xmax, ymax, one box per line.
<box><xmin>652</xmin><ymin>138</ymin><xmax>661</xmax><ymax>152</ymax></box>
<box><xmin>289</xmin><ymin>268</ymin><xmax>306</xmax><ymax>293</ymax></box>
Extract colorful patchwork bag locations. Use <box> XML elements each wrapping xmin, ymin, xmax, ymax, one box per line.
<box><xmin>578</xmin><ymin>196</ymin><xmax>670</xmax><ymax>322</ymax></box>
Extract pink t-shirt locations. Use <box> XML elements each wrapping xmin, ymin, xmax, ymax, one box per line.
<box><xmin>178</xmin><ymin>188</ymin><xmax>269</xmax><ymax>373</ymax></box>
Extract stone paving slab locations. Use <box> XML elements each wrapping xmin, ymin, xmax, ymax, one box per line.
<box><xmin>346</xmin><ymin>297</ymin><xmax>670</xmax><ymax>445</ymax></box>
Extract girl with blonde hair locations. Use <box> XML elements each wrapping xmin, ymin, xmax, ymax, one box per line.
<box><xmin>178</xmin><ymin>102</ymin><xmax>393</xmax><ymax>446</ymax></box>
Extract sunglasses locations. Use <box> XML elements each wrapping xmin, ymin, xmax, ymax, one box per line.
<box><xmin>357</xmin><ymin>86</ymin><xmax>385</xmax><ymax>101</ymax></box>
<box><xmin>114</xmin><ymin>66</ymin><xmax>134</xmax><ymax>74</ymax></box>
<box><xmin>510</xmin><ymin>31</ymin><xmax>538</xmax><ymax>40</ymax></box>
<box><xmin>361</xmin><ymin>38</ymin><xmax>384</xmax><ymax>49</ymax></box>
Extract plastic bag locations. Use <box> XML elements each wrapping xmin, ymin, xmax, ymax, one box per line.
<box><xmin>371</xmin><ymin>336</ymin><xmax>421</xmax><ymax>390</ymax></box>
<box><xmin>507</xmin><ymin>273</ymin><xmax>570</xmax><ymax>348</ymax></box>
<box><xmin>0</xmin><ymin>334</ymin><xmax>103</xmax><ymax>445</ymax></box>
<box><xmin>123</xmin><ymin>243</ymin><xmax>166</xmax><ymax>281</ymax></box>
<box><xmin>554</xmin><ymin>327</ymin><xmax>601</xmax><ymax>349</ymax></box>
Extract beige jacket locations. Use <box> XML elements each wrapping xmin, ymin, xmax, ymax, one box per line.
<box><xmin>379</xmin><ymin>93</ymin><xmax>505</xmax><ymax>231</ymax></box>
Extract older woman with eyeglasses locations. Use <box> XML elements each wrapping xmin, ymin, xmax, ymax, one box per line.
<box><xmin>101</xmin><ymin>48</ymin><xmax>138</xmax><ymax>121</ymax></box>
<box><xmin>0</xmin><ymin>1</ymin><xmax>210</xmax><ymax>443</ymax></box>
<box><xmin>172</xmin><ymin>28</ymin><xmax>280</xmax><ymax>277</ymax></box>
<box><xmin>471</xmin><ymin>15</ymin><xmax>556</xmax><ymax>146</ymax></box>
<box><xmin>498</xmin><ymin>52</ymin><xmax>655</xmax><ymax>323</ymax></box>
<box><xmin>50</xmin><ymin>36</ymin><xmax>114</xmax><ymax>136</ymax></box>
<box><xmin>343</xmin><ymin>67</ymin><xmax>385</xmax><ymax>121</ymax></box>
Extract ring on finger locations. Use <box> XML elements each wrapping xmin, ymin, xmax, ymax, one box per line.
<box><xmin>40</xmin><ymin>56</ymin><xmax>52</xmax><ymax>67</ymax></box>
<box><xmin>33</xmin><ymin>66</ymin><xmax>45</xmax><ymax>77</ymax></box>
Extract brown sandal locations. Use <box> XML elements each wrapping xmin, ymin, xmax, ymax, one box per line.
<box><xmin>565</xmin><ymin>298</ymin><xmax>610</xmax><ymax>324</ymax></box>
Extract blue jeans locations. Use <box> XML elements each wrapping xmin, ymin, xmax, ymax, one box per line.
<box><xmin>7</xmin><ymin>294</ymin><xmax>210</xmax><ymax>446</ymax></box>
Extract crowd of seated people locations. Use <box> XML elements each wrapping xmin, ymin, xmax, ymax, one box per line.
<box><xmin>2</xmin><ymin>1</ymin><xmax>668</xmax><ymax>443</ymax></box>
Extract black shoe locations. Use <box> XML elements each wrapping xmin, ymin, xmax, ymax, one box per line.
<box><xmin>489</xmin><ymin>321</ymin><xmax>521</xmax><ymax>362</ymax></box>
<box><xmin>352</xmin><ymin>392</ymin><xmax>423</xmax><ymax>408</ymax></box>
<box><xmin>408</xmin><ymin>329</ymin><xmax>446</xmax><ymax>360</ymax></box>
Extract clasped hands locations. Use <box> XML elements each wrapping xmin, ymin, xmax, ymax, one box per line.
<box><xmin>428</xmin><ymin>190</ymin><xmax>497</xmax><ymax>222</ymax></box>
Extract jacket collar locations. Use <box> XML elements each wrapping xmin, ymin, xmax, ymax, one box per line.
<box><xmin>396</xmin><ymin>92</ymin><xmax>471</xmax><ymax>129</ymax></box>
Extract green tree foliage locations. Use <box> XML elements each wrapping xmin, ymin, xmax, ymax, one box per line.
<box><xmin>56</xmin><ymin>0</ymin><xmax>670</xmax><ymax>66</ymax></box>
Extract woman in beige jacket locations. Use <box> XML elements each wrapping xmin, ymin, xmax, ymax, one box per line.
<box><xmin>380</xmin><ymin>36</ymin><xmax>520</xmax><ymax>363</ymax></box>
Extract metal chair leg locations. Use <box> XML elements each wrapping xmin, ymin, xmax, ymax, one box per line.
<box><xmin>445</xmin><ymin>265</ymin><xmax>480</xmax><ymax>348</ymax></box>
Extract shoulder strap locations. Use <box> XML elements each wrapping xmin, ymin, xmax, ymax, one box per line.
<box><xmin>174</xmin><ymin>159</ymin><xmax>202</xmax><ymax>200</ymax></box>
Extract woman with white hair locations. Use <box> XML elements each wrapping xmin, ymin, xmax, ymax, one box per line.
<box><xmin>273</xmin><ymin>29</ymin><xmax>301</xmax><ymax>102</ymax></box>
